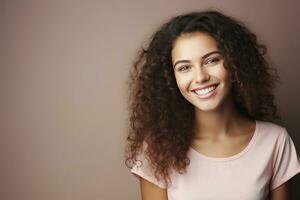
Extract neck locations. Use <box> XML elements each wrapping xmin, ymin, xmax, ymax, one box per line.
<box><xmin>193</xmin><ymin>100</ymin><xmax>249</xmax><ymax>140</ymax></box>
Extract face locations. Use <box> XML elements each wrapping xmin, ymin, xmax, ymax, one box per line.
<box><xmin>171</xmin><ymin>32</ymin><xmax>232</xmax><ymax>112</ymax></box>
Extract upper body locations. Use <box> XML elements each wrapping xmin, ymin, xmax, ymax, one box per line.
<box><xmin>125</xmin><ymin>10</ymin><xmax>300</xmax><ymax>200</ymax></box>
<box><xmin>132</xmin><ymin>121</ymin><xmax>300</xmax><ymax>200</ymax></box>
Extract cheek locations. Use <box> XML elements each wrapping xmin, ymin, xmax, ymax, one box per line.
<box><xmin>214</xmin><ymin>67</ymin><xmax>231</xmax><ymax>83</ymax></box>
<box><xmin>174</xmin><ymin>74</ymin><xmax>191</xmax><ymax>91</ymax></box>
<box><xmin>220</xmin><ymin>70</ymin><xmax>232</xmax><ymax>92</ymax></box>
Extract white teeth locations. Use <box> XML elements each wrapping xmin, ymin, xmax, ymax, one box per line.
<box><xmin>194</xmin><ymin>85</ymin><xmax>217</xmax><ymax>95</ymax></box>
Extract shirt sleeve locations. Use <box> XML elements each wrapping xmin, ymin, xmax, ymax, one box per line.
<box><xmin>270</xmin><ymin>129</ymin><xmax>300</xmax><ymax>190</ymax></box>
<box><xmin>131</xmin><ymin>150</ymin><xmax>167</xmax><ymax>189</ymax></box>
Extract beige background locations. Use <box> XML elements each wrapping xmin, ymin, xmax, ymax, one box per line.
<box><xmin>1</xmin><ymin>0</ymin><xmax>299</xmax><ymax>199</ymax></box>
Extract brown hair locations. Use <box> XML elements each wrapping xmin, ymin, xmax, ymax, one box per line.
<box><xmin>125</xmin><ymin>10</ymin><xmax>280</xmax><ymax>185</ymax></box>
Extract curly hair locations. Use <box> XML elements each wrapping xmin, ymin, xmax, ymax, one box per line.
<box><xmin>125</xmin><ymin>10</ymin><xmax>280</xmax><ymax>186</ymax></box>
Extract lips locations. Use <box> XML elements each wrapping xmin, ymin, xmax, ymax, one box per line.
<box><xmin>192</xmin><ymin>83</ymin><xmax>219</xmax><ymax>98</ymax></box>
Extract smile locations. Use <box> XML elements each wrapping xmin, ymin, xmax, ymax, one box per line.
<box><xmin>193</xmin><ymin>84</ymin><xmax>219</xmax><ymax>99</ymax></box>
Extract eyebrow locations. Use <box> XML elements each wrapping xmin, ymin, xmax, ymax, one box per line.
<box><xmin>173</xmin><ymin>50</ymin><xmax>221</xmax><ymax>69</ymax></box>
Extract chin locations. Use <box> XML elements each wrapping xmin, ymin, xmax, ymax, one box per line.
<box><xmin>194</xmin><ymin>103</ymin><xmax>221</xmax><ymax>112</ymax></box>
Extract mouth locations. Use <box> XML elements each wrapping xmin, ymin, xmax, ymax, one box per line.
<box><xmin>192</xmin><ymin>83</ymin><xmax>219</xmax><ymax>99</ymax></box>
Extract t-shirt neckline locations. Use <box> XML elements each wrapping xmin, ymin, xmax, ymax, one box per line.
<box><xmin>189</xmin><ymin>120</ymin><xmax>259</xmax><ymax>162</ymax></box>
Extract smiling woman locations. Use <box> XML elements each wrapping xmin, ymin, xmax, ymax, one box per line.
<box><xmin>172</xmin><ymin>32</ymin><xmax>231</xmax><ymax>112</ymax></box>
<box><xmin>125</xmin><ymin>10</ymin><xmax>300</xmax><ymax>200</ymax></box>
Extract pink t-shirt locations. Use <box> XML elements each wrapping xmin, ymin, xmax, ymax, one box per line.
<box><xmin>131</xmin><ymin>121</ymin><xmax>300</xmax><ymax>200</ymax></box>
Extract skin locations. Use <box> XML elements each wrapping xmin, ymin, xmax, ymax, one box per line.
<box><xmin>139</xmin><ymin>31</ymin><xmax>290</xmax><ymax>199</ymax></box>
<box><xmin>139</xmin><ymin>177</ymin><xmax>168</xmax><ymax>200</ymax></box>
<box><xmin>172</xmin><ymin>32</ymin><xmax>255</xmax><ymax>157</ymax></box>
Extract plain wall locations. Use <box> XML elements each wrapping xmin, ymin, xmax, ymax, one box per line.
<box><xmin>1</xmin><ymin>0</ymin><xmax>299</xmax><ymax>199</ymax></box>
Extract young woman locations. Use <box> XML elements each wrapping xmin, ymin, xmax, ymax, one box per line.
<box><xmin>125</xmin><ymin>10</ymin><xmax>300</xmax><ymax>200</ymax></box>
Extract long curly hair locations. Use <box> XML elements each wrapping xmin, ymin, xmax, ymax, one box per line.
<box><xmin>125</xmin><ymin>10</ymin><xmax>280</xmax><ymax>185</ymax></box>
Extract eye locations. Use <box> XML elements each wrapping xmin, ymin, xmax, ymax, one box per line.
<box><xmin>204</xmin><ymin>56</ymin><xmax>221</xmax><ymax>66</ymax></box>
<box><xmin>178</xmin><ymin>65</ymin><xmax>191</xmax><ymax>72</ymax></box>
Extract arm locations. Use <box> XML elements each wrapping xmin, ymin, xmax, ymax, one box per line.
<box><xmin>139</xmin><ymin>177</ymin><xmax>168</xmax><ymax>200</ymax></box>
<box><xmin>270</xmin><ymin>182</ymin><xmax>289</xmax><ymax>200</ymax></box>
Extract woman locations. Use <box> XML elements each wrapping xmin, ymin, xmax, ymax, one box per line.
<box><xmin>125</xmin><ymin>10</ymin><xmax>300</xmax><ymax>200</ymax></box>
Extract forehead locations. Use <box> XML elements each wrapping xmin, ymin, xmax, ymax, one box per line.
<box><xmin>171</xmin><ymin>32</ymin><xmax>218</xmax><ymax>64</ymax></box>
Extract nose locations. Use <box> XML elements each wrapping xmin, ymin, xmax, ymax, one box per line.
<box><xmin>194</xmin><ymin>66</ymin><xmax>210</xmax><ymax>83</ymax></box>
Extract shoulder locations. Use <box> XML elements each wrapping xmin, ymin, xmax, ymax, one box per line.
<box><xmin>256</xmin><ymin>120</ymin><xmax>287</xmax><ymax>141</ymax></box>
<box><xmin>131</xmin><ymin>143</ymin><xmax>168</xmax><ymax>189</ymax></box>
<box><xmin>254</xmin><ymin>120</ymin><xmax>294</xmax><ymax>154</ymax></box>
<box><xmin>261</xmin><ymin>121</ymin><xmax>300</xmax><ymax>191</ymax></box>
